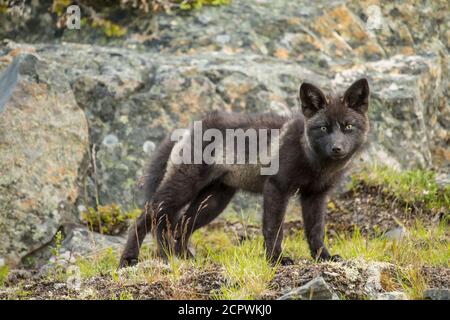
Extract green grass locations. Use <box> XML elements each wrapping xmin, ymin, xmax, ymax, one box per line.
<box><xmin>207</xmin><ymin>238</ymin><xmax>276</xmax><ymax>299</ymax></box>
<box><xmin>351</xmin><ymin>164</ymin><xmax>450</xmax><ymax>212</ymax></box>
<box><xmin>76</xmin><ymin>247</ymin><xmax>118</xmax><ymax>279</ymax></box>
<box><xmin>331</xmin><ymin>220</ymin><xmax>449</xmax><ymax>299</ymax></box>
<box><xmin>0</xmin><ymin>265</ymin><xmax>9</xmax><ymax>286</ymax></box>
<box><xmin>191</xmin><ymin>227</ymin><xmax>278</xmax><ymax>299</ymax></box>
<box><xmin>331</xmin><ymin>221</ymin><xmax>449</xmax><ymax>267</ymax></box>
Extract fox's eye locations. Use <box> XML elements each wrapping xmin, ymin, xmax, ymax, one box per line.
<box><xmin>345</xmin><ymin>124</ymin><xmax>353</xmax><ymax>131</ymax></box>
<box><xmin>320</xmin><ymin>126</ymin><xmax>327</xmax><ymax>132</ymax></box>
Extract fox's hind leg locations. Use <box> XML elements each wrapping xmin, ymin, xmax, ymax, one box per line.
<box><xmin>119</xmin><ymin>207</ymin><xmax>154</xmax><ymax>268</ymax></box>
<box><xmin>174</xmin><ymin>182</ymin><xmax>235</xmax><ymax>258</ymax></box>
<box><xmin>149</xmin><ymin>164</ymin><xmax>216</xmax><ymax>261</ymax></box>
<box><xmin>119</xmin><ymin>164</ymin><xmax>210</xmax><ymax>268</ymax></box>
<box><xmin>118</xmin><ymin>135</ymin><xmax>175</xmax><ymax>269</ymax></box>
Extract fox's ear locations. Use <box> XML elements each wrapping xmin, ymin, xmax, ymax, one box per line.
<box><xmin>343</xmin><ymin>78</ymin><xmax>369</xmax><ymax>113</ymax></box>
<box><xmin>299</xmin><ymin>83</ymin><xmax>327</xmax><ymax>118</ymax></box>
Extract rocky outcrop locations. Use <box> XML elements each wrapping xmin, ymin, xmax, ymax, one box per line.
<box><xmin>0</xmin><ymin>47</ymin><xmax>89</xmax><ymax>267</ymax></box>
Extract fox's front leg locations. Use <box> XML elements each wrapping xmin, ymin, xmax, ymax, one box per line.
<box><xmin>262</xmin><ymin>179</ymin><xmax>292</xmax><ymax>265</ymax></box>
<box><xmin>300</xmin><ymin>191</ymin><xmax>341</xmax><ymax>261</ymax></box>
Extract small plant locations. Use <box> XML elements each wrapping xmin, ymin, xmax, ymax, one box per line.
<box><xmin>396</xmin><ymin>267</ymin><xmax>427</xmax><ymax>299</ymax></box>
<box><xmin>51</xmin><ymin>0</ymin><xmax>71</xmax><ymax>15</ymax></box>
<box><xmin>119</xmin><ymin>290</ymin><xmax>134</xmax><ymax>300</ymax></box>
<box><xmin>0</xmin><ymin>265</ymin><xmax>9</xmax><ymax>286</ymax></box>
<box><xmin>48</xmin><ymin>230</ymin><xmax>68</xmax><ymax>281</ymax></box>
<box><xmin>50</xmin><ymin>230</ymin><xmax>63</xmax><ymax>259</ymax></box>
<box><xmin>91</xmin><ymin>18</ymin><xmax>127</xmax><ymax>37</ymax></box>
<box><xmin>76</xmin><ymin>247</ymin><xmax>118</xmax><ymax>279</ymax></box>
<box><xmin>81</xmin><ymin>204</ymin><xmax>141</xmax><ymax>235</ymax></box>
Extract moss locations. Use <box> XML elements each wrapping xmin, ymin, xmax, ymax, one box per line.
<box><xmin>0</xmin><ymin>4</ymin><xmax>8</xmax><ymax>14</ymax></box>
<box><xmin>175</xmin><ymin>0</ymin><xmax>231</xmax><ymax>10</ymax></box>
<box><xmin>91</xmin><ymin>19</ymin><xmax>127</xmax><ymax>38</ymax></box>
<box><xmin>51</xmin><ymin>0</ymin><xmax>71</xmax><ymax>15</ymax></box>
<box><xmin>80</xmin><ymin>204</ymin><xmax>141</xmax><ymax>235</ymax></box>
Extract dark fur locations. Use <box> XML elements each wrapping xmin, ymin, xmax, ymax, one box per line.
<box><xmin>119</xmin><ymin>79</ymin><xmax>370</xmax><ymax>268</ymax></box>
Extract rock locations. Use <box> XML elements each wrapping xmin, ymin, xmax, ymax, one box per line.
<box><xmin>435</xmin><ymin>173</ymin><xmax>450</xmax><ymax>189</ymax></box>
<box><xmin>53</xmin><ymin>283</ymin><xmax>66</xmax><ymax>290</ymax></box>
<box><xmin>363</xmin><ymin>263</ymin><xmax>384</xmax><ymax>297</ymax></box>
<box><xmin>4</xmin><ymin>269</ymin><xmax>33</xmax><ymax>284</ymax></box>
<box><xmin>0</xmin><ymin>54</ymin><xmax>19</xmax><ymax>113</ymax></box>
<box><xmin>59</xmin><ymin>227</ymin><xmax>127</xmax><ymax>258</ymax></box>
<box><xmin>423</xmin><ymin>289</ymin><xmax>450</xmax><ymax>300</ymax></box>
<box><xmin>376</xmin><ymin>291</ymin><xmax>408</xmax><ymax>300</ymax></box>
<box><xmin>34</xmin><ymin>226</ymin><xmax>129</xmax><ymax>271</ymax></box>
<box><xmin>278</xmin><ymin>276</ymin><xmax>339</xmax><ymax>300</ymax></box>
<box><xmin>23</xmin><ymin>42</ymin><xmax>326</xmax><ymax>209</ymax></box>
<box><xmin>66</xmin><ymin>265</ymin><xmax>82</xmax><ymax>291</ymax></box>
<box><xmin>383</xmin><ymin>227</ymin><xmax>408</xmax><ymax>241</ymax></box>
<box><xmin>0</xmin><ymin>48</ymin><xmax>89</xmax><ymax>267</ymax></box>
<box><xmin>362</xmin><ymin>261</ymin><xmax>393</xmax><ymax>299</ymax></box>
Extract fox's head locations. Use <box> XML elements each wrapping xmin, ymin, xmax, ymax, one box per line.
<box><xmin>299</xmin><ymin>78</ymin><xmax>370</xmax><ymax>162</ymax></box>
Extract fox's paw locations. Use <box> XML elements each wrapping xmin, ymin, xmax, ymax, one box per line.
<box><xmin>318</xmin><ymin>253</ymin><xmax>343</xmax><ymax>262</ymax></box>
<box><xmin>330</xmin><ymin>254</ymin><xmax>343</xmax><ymax>262</ymax></box>
<box><xmin>184</xmin><ymin>248</ymin><xmax>195</xmax><ymax>259</ymax></box>
<box><xmin>118</xmin><ymin>256</ymin><xmax>138</xmax><ymax>269</ymax></box>
<box><xmin>177</xmin><ymin>248</ymin><xmax>195</xmax><ymax>260</ymax></box>
<box><xmin>279</xmin><ymin>256</ymin><xmax>295</xmax><ymax>266</ymax></box>
<box><xmin>270</xmin><ymin>255</ymin><xmax>294</xmax><ymax>266</ymax></box>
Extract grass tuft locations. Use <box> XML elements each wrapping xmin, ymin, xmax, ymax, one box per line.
<box><xmin>350</xmin><ymin>164</ymin><xmax>449</xmax><ymax>212</ymax></box>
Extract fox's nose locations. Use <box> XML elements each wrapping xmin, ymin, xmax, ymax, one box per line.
<box><xmin>331</xmin><ymin>146</ymin><xmax>342</xmax><ymax>154</ymax></box>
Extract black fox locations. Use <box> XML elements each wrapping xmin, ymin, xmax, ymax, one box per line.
<box><xmin>119</xmin><ymin>78</ymin><xmax>370</xmax><ymax>268</ymax></box>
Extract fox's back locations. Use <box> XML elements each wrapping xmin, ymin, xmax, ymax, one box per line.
<box><xmin>201</xmin><ymin>111</ymin><xmax>290</xmax><ymax>132</ymax></box>
<box><xmin>200</xmin><ymin>112</ymin><xmax>295</xmax><ymax>193</ymax></box>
